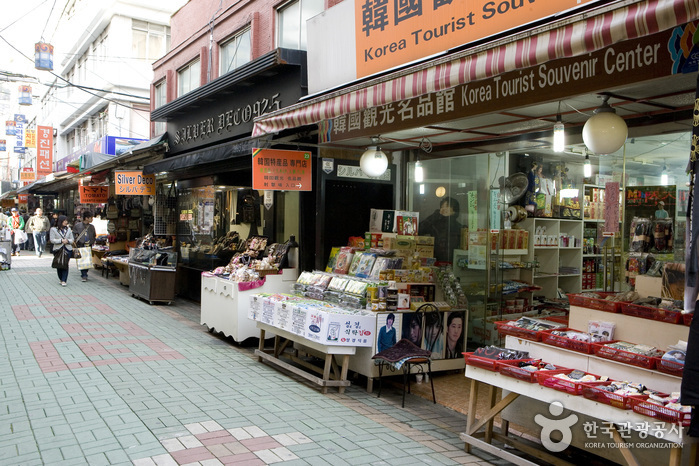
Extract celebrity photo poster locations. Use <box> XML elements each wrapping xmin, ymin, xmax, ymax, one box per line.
<box><xmin>445</xmin><ymin>311</ymin><xmax>465</xmax><ymax>359</ymax></box>
<box><xmin>376</xmin><ymin>313</ymin><xmax>401</xmax><ymax>354</ymax></box>
<box><xmin>402</xmin><ymin>312</ymin><xmax>423</xmax><ymax>348</ymax></box>
<box><xmin>423</xmin><ymin>311</ymin><xmax>445</xmax><ymax>359</ymax></box>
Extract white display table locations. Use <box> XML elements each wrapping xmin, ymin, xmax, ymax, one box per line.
<box><xmin>200</xmin><ymin>268</ymin><xmax>297</xmax><ymax>341</ymax></box>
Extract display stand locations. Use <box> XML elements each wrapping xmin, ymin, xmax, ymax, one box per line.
<box><xmin>200</xmin><ymin>268</ymin><xmax>297</xmax><ymax>342</ymax></box>
<box><xmin>129</xmin><ymin>263</ymin><xmax>176</xmax><ymax>304</ymax></box>
<box><xmin>254</xmin><ymin>322</ymin><xmax>356</xmax><ymax>394</ymax></box>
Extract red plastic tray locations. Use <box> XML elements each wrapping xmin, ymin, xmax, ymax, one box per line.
<box><xmin>567</xmin><ymin>292</ymin><xmax>628</xmax><ymax>313</ymax></box>
<box><xmin>540</xmin><ymin>328</ymin><xmax>595</xmax><ymax>354</ymax></box>
<box><xmin>629</xmin><ymin>397</ymin><xmax>691</xmax><ymax>426</ymax></box>
<box><xmin>683</xmin><ymin>313</ymin><xmax>693</xmax><ymax>326</ymax></box>
<box><xmin>655</xmin><ymin>357</ymin><xmax>684</xmax><ymax>377</ymax></box>
<box><xmin>494</xmin><ymin>320</ymin><xmax>563</xmax><ymax>341</ymax></box>
<box><xmin>534</xmin><ymin>370</ymin><xmax>608</xmax><ymax>395</ymax></box>
<box><xmin>581</xmin><ymin>384</ymin><xmax>653</xmax><ymax>410</ymax></box>
<box><xmin>621</xmin><ymin>303</ymin><xmax>682</xmax><ymax>324</ymax></box>
<box><xmin>463</xmin><ymin>353</ymin><xmax>531</xmax><ymax>372</ymax></box>
<box><xmin>591</xmin><ymin>342</ymin><xmax>661</xmax><ymax>370</ymax></box>
<box><xmin>498</xmin><ymin>363</ymin><xmax>569</xmax><ymax>383</ymax></box>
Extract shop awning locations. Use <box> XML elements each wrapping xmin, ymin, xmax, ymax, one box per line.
<box><xmin>67</xmin><ymin>151</ymin><xmax>115</xmax><ymax>173</ymax></box>
<box><xmin>21</xmin><ymin>170</ymin><xmax>77</xmax><ymax>195</ymax></box>
<box><xmin>124</xmin><ymin>132</ymin><xmax>168</xmax><ymax>155</ymax></box>
<box><xmin>252</xmin><ymin>0</ymin><xmax>699</xmax><ymax>137</ymax></box>
<box><xmin>142</xmin><ymin>136</ymin><xmax>258</xmax><ymax>175</ymax></box>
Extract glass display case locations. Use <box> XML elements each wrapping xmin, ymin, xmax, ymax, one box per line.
<box><xmin>128</xmin><ymin>248</ymin><xmax>178</xmax><ymax>304</ymax></box>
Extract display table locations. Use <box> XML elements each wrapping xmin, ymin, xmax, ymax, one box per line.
<box><xmin>200</xmin><ymin>268</ymin><xmax>297</xmax><ymax>342</ymax></box>
<box><xmin>101</xmin><ymin>256</ymin><xmax>129</xmax><ymax>286</ymax></box>
<box><xmin>254</xmin><ymin>322</ymin><xmax>356</xmax><ymax>394</ymax></box>
<box><xmin>461</xmin><ymin>365</ymin><xmax>695</xmax><ymax>466</ymax></box>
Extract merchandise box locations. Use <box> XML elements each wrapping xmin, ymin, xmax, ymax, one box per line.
<box><xmin>415</xmin><ymin>235</ymin><xmax>435</xmax><ymax>245</ymax></box>
<box><xmin>415</xmin><ymin>245</ymin><xmax>434</xmax><ymax>258</ymax></box>
<box><xmin>304</xmin><ymin>308</ymin><xmax>375</xmax><ymax>347</ymax></box>
<box><xmin>273</xmin><ymin>300</ymin><xmax>295</xmax><ymax>333</ymax></box>
<box><xmin>369</xmin><ymin>209</ymin><xmax>419</xmax><ymax>235</ymax></box>
<box><xmin>383</xmin><ymin>236</ymin><xmax>416</xmax><ymax>251</ymax></box>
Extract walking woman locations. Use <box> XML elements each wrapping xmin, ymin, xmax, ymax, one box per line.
<box><xmin>50</xmin><ymin>215</ymin><xmax>74</xmax><ymax>286</ymax></box>
<box><xmin>7</xmin><ymin>207</ymin><xmax>25</xmax><ymax>256</ymax></box>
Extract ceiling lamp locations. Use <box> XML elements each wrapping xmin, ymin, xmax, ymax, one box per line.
<box><xmin>583</xmin><ymin>152</ymin><xmax>592</xmax><ymax>178</ymax></box>
<box><xmin>359</xmin><ymin>137</ymin><xmax>388</xmax><ymax>177</ymax></box>
<box><xmin>553</xmin><ymin>102</ymin><xmax>565</xmax><ymax>153</ymax></box>
<box><xmin>582</xmin><ymin>96</ymin><xmax>628</xmax><ymax>155</ymax></box>
<box><xmin>414</xmin><ymin>160</ymin><xmax>424</xmax><ymax>183</ymax></box>
<box><xmin>661</xmin><ymin>163</ymin><xmax>668</xmax><ymax>185</ymax></box>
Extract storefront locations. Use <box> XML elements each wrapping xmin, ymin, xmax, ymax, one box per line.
<box><xmin>146</xmin><ymin>48</ymin><xmax>310</xmax><ymax>301</ymax></box>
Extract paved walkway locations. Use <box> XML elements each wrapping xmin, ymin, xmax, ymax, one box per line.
<box><xmin>0</xmin><ymin>252</ymin><xmax>500</xmax><ymax>466</ymax></box>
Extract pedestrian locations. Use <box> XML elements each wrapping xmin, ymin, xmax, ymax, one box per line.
<box><xmin>22</xmin><ymin>210</ymin><xmax>34</xmax><ymax>251</ymax></box>
<box><xmin>72</xmin><ymin>210</ymin><xmax>96</xmax><ymax>282</ymax></box>
<box><xmin>50</xmin><ymin>215</ymin><xmax>74</xmax><ymax>286</ymax></box>
<box><xmin>7</xmin><ymin>207</ymin><xmax>25</xmax><ymax>256</ymax></box>
<box><xmin>27</xmin><ymin>208</ymin><xmax>50</xmax><ymax>257</ymax></box>
<box><xmin>46</xmin><ymin>212</ymin><xmax>60</xmax><ymax>253</ymax></box>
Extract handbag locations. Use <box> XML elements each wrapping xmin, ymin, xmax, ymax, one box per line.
<box><xmin>72</xmin><ymin>228</ymin><xmax>89</xmax><ymax>257</ymax></box>
<box><xmin>52</xmin><ymin>246</ymin><xmax>71</xmax><ymax>269</ymax></box>
<box><xmin>14</xmin><ymin>229</ymin><xmax>27</xmax><ymax>244</ymax></box>
<box><xmin>75</xmin><ymin>247</ymin><xmax>92</xmax><ymax>270</ymax></box>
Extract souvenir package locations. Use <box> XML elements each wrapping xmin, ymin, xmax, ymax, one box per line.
<box><xmin>629</xmin><ymin>217</ymin><xmax>652</xmax><ymax>253</ymax></box>
<box><xmin>355</xmin><ymin>253</ymin><xmax>377</xmax><ymax>278</ymax></box>
<box><xmin>652</xmin><ymin>219</ymin><xmax>674</xmax><ymax>253</ymax></box>
<box><xmin>333</xmin><ymin>249</ymin><xmax>354</xmax><ymax>274</ymax></box>
<box><xmin>292</xmin><ymin>271</ymin><xmax>316</xmax><ymax>295</ymax></box>
<box><xmin>588</xmin><ymin>321</ymin><xmax>616</xmax><ymax>342</ymax></box>
<box><xmin>370</xmin><ymin>256</ymin><xmax>392</xmax><ymax>279</ymax></box>
<box><xmin>325</xmin><ymin>247</ymin><xmax>341</xmax><ymax>272</ymax></box>
<box><xmin>553</xmin><ymin>370</ymin><xmax>606</xmax><ymax>383</ymax></box>
<box><xmin>348</xmin><ymin>252</ymin><xmax>364</xmax><ymax>276</ymax></box>
<box><xmin>472</xmin><ymin>346</ymin><xmax>529</xmax><ymax>360</ymax></box>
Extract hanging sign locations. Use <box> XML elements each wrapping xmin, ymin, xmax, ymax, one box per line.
<box><xmin>251</xmin><ymin>148</ymin><xmax>312</xmax><ymax>191</ymax></box>
<box><xmin>18</xmin><ymin>194</ymin><xmax>28</xmax><ymax>204</ymax></box>
<box><xmin>14</xmin><ymin>114</ymin><xmax>26</xmax><ymax>154</ymax></box>
<box><xmin>0</xmin><ymin>139</ymin><xmax>5</xmax><ymax>151</ymax></box>
<box><xmin>5</xmin><ymin>121</ymin><xmax>15</xmax><ymax>136</ymax></box>
<box><xmin>264</xmin><ymin>190</ymin><xmax>274</xmax><ymax>210</ymax></box>
<box><xmin>114</xmin><ymin>170</ymin><xmax>156</xmax><ymax>195</ymax></box>
<box><xmin>18</xmin><ymin>85</ymin><xmax>32</xmax><ymax>105</ymax></box>
<box><xmin>37</xmin><ymin>126</ymin><xmax>53</xmax><ymax>177</ymax></box>
<box><xmin>25</xmin><ymin>129</ymin><xmax>36</xmax><ymax>148</ymax></box>
<box><xmin>20</xmin><ymin>169</ymin><xmax>35</xmax><ymax>182</ymax></box>
<box><xmin>35</xmin><ymin>42</ymin><xmax>54</xmax><ymax>71</ymax></box>
<box><xmin>79</xmin><ymin>186</ymin><xmax>109</xmax><ymax>204</ymax></box>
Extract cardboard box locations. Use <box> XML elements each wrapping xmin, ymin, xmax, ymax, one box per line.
<box><xmin>304</xmin><ymin>308</ymin><xmax>375</xmax><ymax>347</ymax></box>
<box><xmin>415</xmin><ymin>245</ymin><xmax>434</xmax><ymax>258</ymax></box>
<box><xmin>415</xmin><ymin>235</ymin><xmax>435</xmax><ymax>245</ymax></box>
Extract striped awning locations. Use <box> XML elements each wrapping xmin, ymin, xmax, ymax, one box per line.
<box><xmin>252</xmin><ymin>0</ymin><xmax>699</xmax><ymax>137</ymax></box>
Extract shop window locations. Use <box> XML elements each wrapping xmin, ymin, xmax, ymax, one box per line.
<box><xmin>277</xmin><ymin>0</ymin><xmax>324</xmax><ymax>50</ymax></box>
<box><xmin>177</xmin><ymin>59</ymin><xmax>201</xmax><ymax>97</ymax></box>
<box><xmin>220</xmin><ymin>28</ymin><xmax>251</xmax><ymax>75</ymax></box>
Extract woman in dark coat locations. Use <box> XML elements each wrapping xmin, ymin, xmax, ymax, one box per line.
<box><xmin>419</xmin><ymin>197</ymin><xmax>462</xmax><ymax>263</ymax></box>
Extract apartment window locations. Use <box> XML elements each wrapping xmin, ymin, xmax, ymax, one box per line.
<box><xmin>132</xmin><ymin>20</ymin><xmax>170</xmax><ymax>61</ymax></box>
<box><xmin>154</xmin><ymin>80</ymin><xmax>167</xmax><ymax>134</ymax></box>
<box><xmin>278</xmin><ymin>0</ymin><xmax>324</xmax><ymax>50</ymax></box>
<box><xmin>220</xmin><ymin>28</ymin><xmax>251</xmax><ymax>74</ymax></box>
<box><xmin>178</xmin><ymin>59</ymin><xmax>201</xmax><ymax>96</ymax></box>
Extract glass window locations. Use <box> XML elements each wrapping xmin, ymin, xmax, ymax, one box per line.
<box><xmin>277</xmin><ymin>0</ymin><xmax>324</xmax><ymax>50</ymax></box>
<box><xmin>220</xmin><ymin>28</ymin><xmax>251</xmax><ymax>74</ymax></box>
<box><xmin>178</xmin><ymin>59</ymin><xmax>201</xmax><ymax>96</ymax></box>
<box><xmin>132</xmin><ymin>19</ymin><xmax>170</xmax><ymax>61</ymax></box>
<box><xmin>154</xmin><ymin>80</ymin><xmax>166</xmax><ymax>134</ymax></box>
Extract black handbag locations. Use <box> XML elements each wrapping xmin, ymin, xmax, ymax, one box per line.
<box><xmin>52</xmin><ymin>246</ymin><xmax>71</xmax><ymax>269</ymax></box>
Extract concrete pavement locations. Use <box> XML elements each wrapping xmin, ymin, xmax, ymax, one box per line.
<box><xmin>0</xmin><ymin>252</ymin><xmax>499</xmax><ymax>465</ymax></box>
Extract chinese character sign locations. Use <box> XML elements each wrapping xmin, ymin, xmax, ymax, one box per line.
<box><xmin>79</xmin><ymin>186</ymin><xmax>109</xmax><ymax>204</ymax></box>
<box><xmin>20</xmin><ymin>169</ymin><xmax>35</xmax><ymax>182</ymax></box>
<box><xmin>252</xmin><ymin>148</ymin><xmax>313</xmax><ymax>191</ymax></box>
<box><xmin>355</xmin><ymin>0</ymin><xmax>599</xmax><ymax>78</ymax></box>
<box><xmin>37</xmin><ymin>126</ymin><xmax>53</xmax><ymax>177</ymax></box>
<box><xmin>114</xmin><ymin>171</ymin><xmax>156</xmax><ymax>196</ymax></box>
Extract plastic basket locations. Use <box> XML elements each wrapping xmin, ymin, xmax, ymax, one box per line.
<box><xmin>621</xmin><ymin>303</ymin><xmax>682</xmax><ymax>324</ymax></box>
<box><xmin>567</xmin><ymin>292</ymin><xmax>627</xmax><ymax>313</ymax></box>
<box><xmin>534</xmin><ymin>370</ymin><xmax>608</xmax><ymax>395</ymax></box>
<box><xmin>655</xmin><ymin>357</ymin><xmax>684</xmax><ymax>377</ymax></box>
<box><xmin>629</xmin><ymin>398</ymin><xmax>692</xmax><ymax>426</ymax></box>
<box><xmin>494</xmin><ymin>320</ymin><xmax>563</xmax><ymax>341</ymax></box>
<box><xmin>591</xmin><ymin>342</ymin><xmax>660</xmax><ymax>370</ymax></box>
<box><xmin>540</xmin><ymin>328</ymin><xmax>595</xmax><ymax>354</ymax></box>
<box><xmin>683</xmin><ymin>313</ymin><xmax>693</xmax><ymax>326</ymax></box>
<box><xmin>581</xmin><ymin>384</ymin><xmax>653</xmax><ymax>410</ymax></box>
<box><xmin>464</xmin><ymin>353</ymin><xmax>531</xmax><ymax>372</ymax></box>
<box><xmin>498</xmin><ymin>363</ymin><xmax>569</xmax><ymax>383</ymax></box>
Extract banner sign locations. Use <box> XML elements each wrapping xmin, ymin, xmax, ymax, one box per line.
<box><xmin>20</xmin><ymin>169</ymin><xmax>35</xmax><ymax>182</ymax></box>
<box><xmin>1</xmin><ymin>199</ymin><xmax>15</xmax><ymax>208</ymax></box>
<box><xmin>25</xmin><ymin>129</ymin><xmax>36</xmax><ymax>148</ymax></box>
<box><xmin>0</xmin><ymin>139</ymin><xmax>5</xmax><ymax>151</ymax></box>
<box><xmin>14</xmin><ymin>114</ymin><xmax>26</xmax><ymax>154</ymax></box>
<box><xmin>18</xmin><ymin>194</ymin><xmax>28</xmax><ymax>203</ymax></box>
<box><xmin>37</xmin><ymin>126</ymin><xmax>53</xmax><ymax>177</ymax></box>
<box><xmin>114</xmin><ymin>170</ymin><xmax>156</xmax><ymax>195</ymax></box>
<box><xmin>79</xmin><ymin>185</ymin><xmax>109</xmax><ymax>204</ymax></box>
<box><xmin>5</xmin><ymin>121</ymin><xmax>15</xmax><ymax>136</ymax></box>
<box><xmin>251</xmin><ymin>148</ymin><xmax>312</xmax><ymax>191</ymax></box>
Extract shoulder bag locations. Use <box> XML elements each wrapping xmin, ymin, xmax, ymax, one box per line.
<box><xmin>72</xmin><ymin>228</ymin><xmax>89</xmax><ymax>258</ymax></box>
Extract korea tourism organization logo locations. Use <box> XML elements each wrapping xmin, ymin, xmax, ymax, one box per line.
<box><xmin>534</xmin><ymin>402</ymin><xmax>578</xmax><ymax>452</ymax></box>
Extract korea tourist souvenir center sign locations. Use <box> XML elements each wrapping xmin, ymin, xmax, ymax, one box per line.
<box><xmin>251</xmin><ymin>148</ymin><xmax>312</xmax><ymax>191</ymax></box>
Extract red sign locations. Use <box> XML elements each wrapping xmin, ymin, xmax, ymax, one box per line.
<box><xmin>79</xmin><ymin>186</ymin><xmax>109</xmax><ymax>204</ymax></box>
<box><xmin>252</xmin><ymin>148</ymin><xmax>312</xmax><ymax>191</ymax></box>
<box><xmin>18</xmin><ymin>194</ymin><xmax>28</xmax><ymax>203</ymax></box>
<box><xmin>37</xmin><ymin>126</ymin><xmax>53</xmax><ymax>177</ymax></box>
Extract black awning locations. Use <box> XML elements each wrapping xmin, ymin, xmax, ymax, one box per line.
<box><xmin>142</xmin><ymin>136</ymin><xmax>258</xmax><ymax>175</ymax></box>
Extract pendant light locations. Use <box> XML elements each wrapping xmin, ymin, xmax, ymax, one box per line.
<box><xmin>661</xmin><ymin>163</ymin><xmax>668</xmax><ymax>185</ymax></box>
<box><xmin>414</xmin><ymin>160</ymin><xmax>424</xmax><ymax>183</ymax></box>
<box><xmin>582</xmin><ymin>96</ymin><xmax>628</xmax><ymax>155</ymax></box>
<box><xmin>583</xmin><ymin>152</ymin><xmax>592</xmax><ymax>178</ymax></box>
<box><xmin>359</xmin><ymin>137</ymin><xmax>388</xmax><ymax>177</ymax></box>
<box><xmin>553</xmin><ymin>102</ymin><xmax>565</xmax><ymax>153</ymax></box>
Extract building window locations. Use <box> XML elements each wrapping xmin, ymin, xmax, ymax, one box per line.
<box><xmin>277</xmin><ymin>0</ymin><xmax>324</xmax><ymax>50</ymax></box>
<box><xmin>220</xmin><ymin>28</ymin><xmax>251</xmax><ymax>75</ymax></box>
<box><xmin>178</xmin><ymin>59</ymin><xmax>201</xmax><ymax>96</ymax></box>
<box><xmin>132</xmin><ymin>20</ymin><xmax>170</xmax><ymax>61</ymax></box>
<box><xmin>154</xmin><ymin>80</ymin><xmax>167</xmax><ymax>135</ymax></box>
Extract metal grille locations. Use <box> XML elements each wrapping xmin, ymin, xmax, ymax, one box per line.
<box><xmin>154</xmin><ymin>184</ymin><xmax>178</xmax><ymax>236</ymax></box>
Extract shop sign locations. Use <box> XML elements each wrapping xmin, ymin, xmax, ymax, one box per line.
<box><xmin>18</xmin><ymin>194</ymin><xmax>28</xmax><ymax>204</ymax></box>
<box><xmin>25</xmin><ymin>129</ymin><xmax>36</xmax><ymax>148</ymax></box>
<box><xmin>252</xmin><ymin>148</ymin><xmax>312</xmax><ymax>191</ymax></box>
<box><xmin>354</xmin><ymin>0</ymin><xmax>601</xmax><ymax>79</ymax></box>
<box><xmin>79</xmin><ymin>186</ymin><xmax>109</xmax><ymax>204</ymax></box>
<box><xmin>603</xmin><ymin>182</ymin><xmax>619</xmax><ymax>233</ymax></box>
<box><xmin>336</xmin><ymin>164</ymin><xmax>391</xmax><ymax>181</ymax></box>
<box><xmin>37</xmin><ymin>126</ymin><xmax>53</xmax><ymax>177</ymax></box>
<box><xmin>114</xmin><ymin>170</ymin><xmax>156</xmax><ymax>195</ymax></box>
<box><xmin>14</xmin><ymin>114</ymin><xmax>26</xmax><ymax>154</ymax></box>
<box><xmin>1</xmin><ymin>199</ymin><xmax>15</xmax><ymax>208</ymax></box>
<box><xmin>20</xmin><ymin>169</ymin><xmax>35</xmax><ymax>182</ymax></box>
<box><xmin>326</xmin><ymin>23</ymin><xmax>691</xmax><ymax>141</ymax></box>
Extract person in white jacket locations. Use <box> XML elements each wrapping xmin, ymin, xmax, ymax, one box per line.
<box><xmin>27</xmin><ymin>208</ymin><xmax>50</xmax><ymax>257</ymax></box>
<box><xmin>49</xmin><ymin>215</ymin><xmax>74</xmax><ymax>286</ymax></box>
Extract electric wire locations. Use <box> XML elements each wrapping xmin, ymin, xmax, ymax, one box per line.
<box><xmin>39</xmin><ymin>0</ymin><xmax>59</xmax><ymax>42</ymax></box>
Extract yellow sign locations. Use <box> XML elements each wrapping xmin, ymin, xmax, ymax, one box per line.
<box><xmin>114</xmin><ymin>170</ymin><xmax>156</xmax><ymax>196</ymax></box>
<box><xmin>20</xmin><ymin>170</ymin><xmax>36</xmax><ymax>181</ymax></box>
<box><xmin>25</xmin><ymin>129</ymin><xmax>36</xmax><ymax>148</ymax></box>
<box><xmin>355</xmin><ymin>0</ymin><xmax>599</xmax><ymax>78</ymax></box>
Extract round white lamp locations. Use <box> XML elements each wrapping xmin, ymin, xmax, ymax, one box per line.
<box><xmin>360</xmin><ymin>146</ymin><xmax>388</xmax><ymax>177</ymax></box>
<box><xmin>582</xmin><ymin>98</ymin><xmax>628</xmax><ymax>155</ymax></box>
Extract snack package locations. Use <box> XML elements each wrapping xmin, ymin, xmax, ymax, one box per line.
<box><xmin>588</xmin><ymin>321</ymin><xmax>616</xmax><ymax>342</ymax></box>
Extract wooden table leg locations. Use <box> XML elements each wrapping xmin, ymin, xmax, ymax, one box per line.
<box><xmin>338</xmin><ymin>354</ymin><xmax>350</xmax><ymax>394</ymax></box>
<box><xmin>485</xmin><ymin>383</ymin><xmax>497</xmax><ymax>444</ymax></box>
<box><xmin>322</xmin><ymin>354</ymin><xmax>332</xmax><ymax>394</ymax></box>
<box><xmin>273</xmin><ymin>335</ymin><xmax>282</xmax><ymax>358</ymax></box>
<box><xmin>465</xmin><ymin>377</ymin><xmax>479</xmax><ymax>453</ymax></box>
<box><xmin>257</xmin><ymin>328</ymin><xmax>266</xmax><ymax>362</ymax></box>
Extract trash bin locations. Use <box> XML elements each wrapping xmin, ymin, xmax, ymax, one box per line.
<box><xmin>0</xmin><ymin>240</ymin><xmax>11</xmax><ymax>270</ymax></box>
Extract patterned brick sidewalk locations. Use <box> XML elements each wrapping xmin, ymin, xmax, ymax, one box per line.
<box><xmin>0</xmin><ymin>253</ymin><xmax>498</xmax><ymax>465</ymax></box>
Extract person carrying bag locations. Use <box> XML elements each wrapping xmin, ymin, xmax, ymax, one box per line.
<box><xmin>7</xmin><ymin>207</ymin><xmax>25</xmax><ymax>256</ymax></box>
<box><xmin>72</xmin><ymin>211</ymin><xmax>96</xmax><ymax>281</ymax></box>
<box><xmin>50</xmin><ymin>215</ymin><xmax>74</xmax><ymax>286</ymax></box>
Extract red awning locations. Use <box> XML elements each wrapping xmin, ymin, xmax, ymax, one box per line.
<box><xmin>252</xmin><ymin>0</ymin><xmax>699</xmax><ymax>138</ymax></box>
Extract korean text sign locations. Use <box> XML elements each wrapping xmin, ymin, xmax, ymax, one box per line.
<box><xmin>115</xmin><ymin>171</ymin><xmax>156</xmax><ymax>196</ymax></box>
<box><xmin>252</xmin><ymin>148</ymin><xmax>312</xmax><ymax>191</ymax></box>
<box><xmin>37</xmin><ymin>126</ymin><xmax>53</xmax><ymax>177</ymax></box>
